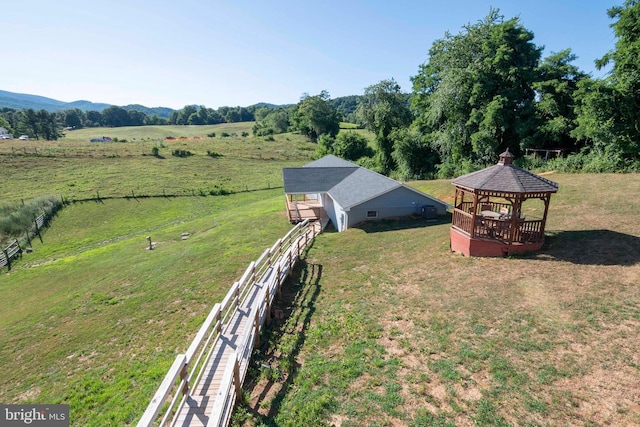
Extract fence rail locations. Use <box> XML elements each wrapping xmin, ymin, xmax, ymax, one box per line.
<box><xmin>137</xmin><ymin>219</ymin><xmax>320</xmax><ymax>427</ymax></box>
<box><xmin>0</xmin><ymin>240</ymin><xmax>22</xmax><ymax>270</ymax></box>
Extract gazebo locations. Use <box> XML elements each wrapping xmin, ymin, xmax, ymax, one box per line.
<box><xmin>450</xmin><ymin>149</ymin><xmax>559</xmax><ymax>257</ymax></box>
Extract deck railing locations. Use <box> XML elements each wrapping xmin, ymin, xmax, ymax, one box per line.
<box><xmin>137</xmin><ymin>219</ymin><xmax>320</xmax><ymax>427</ymax></box>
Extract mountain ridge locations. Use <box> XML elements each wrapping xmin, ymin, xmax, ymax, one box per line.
<box><xmin>0</xmin><ymin>89</ymin><xmax>174</xmax><ymax>118</ymax></box>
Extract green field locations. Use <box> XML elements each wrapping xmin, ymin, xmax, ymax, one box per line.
<box><xmin>0</xmin><ymin>123</ymin><xmax>315</xmax><ymax>203</ymax></box>
<box><xmin>1</xmin><ymin>126</ymin><xmax>639</xmax><ymax>426</ymax></box>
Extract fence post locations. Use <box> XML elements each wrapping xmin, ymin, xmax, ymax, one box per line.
<box><xmin>3</xmin><ymin>249</ymin><xmax>10</xmax><ymax>271</ymax></box>
<box><xmin>181</xmin><ymin>363</ymin><xmax>189</xmax><ymax>395</ymax></box>
<box><xmin>265</xmin><ymin>286</ymin><xmax>271</xmax><ymax>327</ymax></box>
<box><xmin>253</xmin><ymin>308</ymin><xmax>260</xmax><ymax>348</ymax></box>
<box><xmin>233</xmin><ymin>358</ymin><xmax>242</xmax><ymax>404</ymax></box>
<box><xmin>34</xmin><ymin>215</ymin><xmax>43</xmax><ymax>243</ymax></box>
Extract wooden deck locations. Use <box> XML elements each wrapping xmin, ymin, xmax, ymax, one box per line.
<box><xmin>137</xmin><ymin>220</ymin><xmax>322</xmax><ymax>427</ymax></box>
<box><xmin>285</xmin><ymin>197</ymin><xmax>326</xmax><ymax>223</ymax></box>
<box><xmin>173</xmin><ymin>273</ymin><xmax>274</xmax><ymax>426</ymax></box>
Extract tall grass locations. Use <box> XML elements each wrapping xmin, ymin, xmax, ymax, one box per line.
<box><xmin>0</xmin><ymin>195</ymin><xmax>63</xmax><ymax>246</ymax></box>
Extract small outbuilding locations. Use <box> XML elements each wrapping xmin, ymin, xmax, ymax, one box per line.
<box><xmin>450</xmin><ymin>149</ymin><xmax>559</xmax><ymax>257</ymax></box>
<box><xmin>283</xmin><ymin>155</ymin><xmax>449</xmax><ymax>231</ymax></box>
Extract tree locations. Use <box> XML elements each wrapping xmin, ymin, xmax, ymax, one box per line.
<box><xmin>333</xmin><ymin>132</ymin><xmax>373</xmax><ymax>161</ymax></box>
<box><xmin>176</xmin><ymin>105</ymin><xmax>197</xmax><ymax>125</ymax></box>
<box><xmin>292</xmin><ymin>91</ymin><xmax>341</xmax><ymax>142</ymax></box>
<box><xmin>391</xmin><ymin>127</ymin><xmax>440</xmax><ymax>180</ymax></box>
<box><xmin>102</xmin><ymin>106</ymin><xmax>130</xmax><ymax>127</ymax></box>
<box><xmin>0</xmin><ymin>115</ymin><xmax>12</xmax><ymax>134</ymax></box>
<box><xmin>356</xmin><ymin>79</ymin><xmax>412</xmax><ymax>175</ymax></box>
<box><xmin>18</xmin><ymin>109</ymin><xmax>39</xmax><ymax>138</ymax></box>
<box><xmin>64</xmin><ymin>108</ymin><xmax>85</xmax><ymax>129</ymax></box>
<box><xmin>85</xmin><ymin>110</ymin><xmax>103</xmax><ymax>127</ymax></box>
<box><xmin>411</xmin><ymin>9</ymin><xmax>541</xmax><ymax>173</ymax></box>
<box><xmin>530</xmin><ymin>49</ymin><xmax>587</xmax><ymax>151</ymax></box>
<box><xmin>127</xmin><ymin>109</ymin><xmax>147</xmax><ymax>126</ymax></box>
<box><xmin>573</xmin><ymin>0</ymin><xmax>640</xmax><ymax>163</ymax></box>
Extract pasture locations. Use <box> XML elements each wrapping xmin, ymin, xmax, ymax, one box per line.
<box><xmin>1</xmin><ymin>126</ymin><xmax>639</xmax><ymax>426</ymax></box>
<box><xmin>0</xmin><ymin>123</ymin><xmax>315</xmax><ymax>203</ymax></box>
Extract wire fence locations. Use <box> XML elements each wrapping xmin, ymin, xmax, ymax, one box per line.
<box><xmin>59</xmin><ymin>184</ymin><xmax>284</xmax><ymax>204</ymax></box>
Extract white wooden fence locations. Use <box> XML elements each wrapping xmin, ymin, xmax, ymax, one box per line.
<box><xmin>138</xmin><ymin>219</ymin><xmax>320</xmax><ymax>427</ymax></box>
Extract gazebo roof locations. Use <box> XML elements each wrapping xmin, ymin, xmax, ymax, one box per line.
<box><xmin>452</xmin><ymin>150</ymin><xmax>559</xmax><ymax>194</ymax></box>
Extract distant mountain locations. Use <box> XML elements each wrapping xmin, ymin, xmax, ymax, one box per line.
<box><xmin>0</xmin><ymin>90</ymin><xmax>65</xmax><ymax>111</ymax></box>
<box><xmin>0</xmin><ymin>89</ymin><xmax>174</xmax><ymax>118</ymax></box>
<box><xmin>121</xmin><ymin>104</ymin><xmax>174</xmax><ymax>119</ymax></box>
<box><xmin>63</xmin><ymin>99</ymin><xmax>112</xmax><ymax>111</ymax></box>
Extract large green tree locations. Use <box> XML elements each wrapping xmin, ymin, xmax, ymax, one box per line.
<box><xmin>411</xmin><ymin>9</ymin><xmax>541</xmax><ymax>174</ymax></box>
<box><xmin>292</xmin><ymin>91</ymin><xmax>341</xmax><ymax>142</ymax></box>
<box><xmin>574</xmin><ymin>0</ymin><xmax>640</xmax><ymax>163</ymax></box>
<box><xmin>531</xmin><ymin>49</ymin><xmax>587</xmax><ymax>150</ymax></box>
<box><xmin>356</xmin><ymin>79</ymin><xmax>412</xmax><ymax>175</ymax></box>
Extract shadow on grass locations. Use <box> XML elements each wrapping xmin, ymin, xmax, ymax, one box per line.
<box><xmin>538</xmin><ymin>229</ymin><xmax>640</xmax><ymax>266</ymax></box>
<box><xmin>243</xmin><ymin>253</ymin><xmax>322</xmax><ymax>425</ymax></box>
<box><xmin>353</xmin><ymin>212</ymin><xmax>452</xmax><ymax>233</ymax></box>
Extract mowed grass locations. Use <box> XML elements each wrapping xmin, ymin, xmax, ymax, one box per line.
<box><xmin>240</xmin><ymin>173</ymin><xmax>640</xmax><ymax>426</ymax></box>
<box><xmin>0</xmin><ymin>123</ymin><xmax>315</xmax><ymax>203</ymax></box>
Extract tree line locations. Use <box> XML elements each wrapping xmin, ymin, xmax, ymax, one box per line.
<box><xmin>254</xmin><ymin>2</ymin><xmax>640</xmax><ymax>177</ymax></box>
<box><xmin>0</xmin><ymin>104</ymin><xmax>270</xmax><ymax>140</ymax></box>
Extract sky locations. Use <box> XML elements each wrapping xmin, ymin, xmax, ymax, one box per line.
<box><xmin>3</xmin><ymin>0</ymin><xmax>620</xmax><ymax>110</ymax></box>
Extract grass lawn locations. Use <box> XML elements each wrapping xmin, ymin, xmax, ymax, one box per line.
<box><xmin>1</xmin><ymin>128</ymin><xmax>639</xmax><ymax>426</ymax></box>
<box><xmin>239</xmin><ymin>173</ymin><xmax>640</xmax><ymax>426</ymax></box>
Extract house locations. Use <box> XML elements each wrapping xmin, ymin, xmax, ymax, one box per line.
<box><xmin>282</xmin><ymin>155</ymin><xmax>449</xmax><ymax>232</ymax></box>
<box><xmin>0</xmin><ymin>128</ymin><xmax>13</xmax><ymax>139</ymax></box>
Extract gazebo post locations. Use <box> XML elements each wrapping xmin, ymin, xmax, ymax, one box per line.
<box><xmin>471</xmin><ymin>191</ymin><xmax>479</xmax><ymax>238</ymax></box>
<box><xmin>540</xmin><ymin>194</ymin><xmax>551</xmax><ymax>237</ymax></box>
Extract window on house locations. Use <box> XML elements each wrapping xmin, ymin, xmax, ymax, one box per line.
<box><xmin>366</xmin><ymin>210</ymin><xmax>378</xmax><ymax>218</ymax></box>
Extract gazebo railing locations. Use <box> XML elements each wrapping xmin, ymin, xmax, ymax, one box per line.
<box><xmin>452</xmin><ymin>209</ymin><xmax>544</xmax><ymax>243</ymax></box>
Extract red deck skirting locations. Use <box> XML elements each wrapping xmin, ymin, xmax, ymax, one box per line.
<box><xmin>450</xmin><ymin>227</ymin><xmax>544</xmax><ymax>257</ymax></box>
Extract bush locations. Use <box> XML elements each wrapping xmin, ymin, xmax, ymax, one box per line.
<box><xmin>207</xmin><ymin>132</ymin><xmax>216</xmax><ymax>138</ymax></box>
<box><xmin>241</xmin><ymin>131</ymin><xmax>249</xmax><ymax>137</ymax></box>
<box><xmin>151</xmin><ymin>146</ymin><xmax>160</xmax><ymax>157</ymax></box>
<box><xmin>171</xmin><ymin>149</ymin><xmax>193</xmax><ymax>158</ymax></box>
<box><xmin>207</xmin><ymin>150</ymin><xmax>222</xmax><ymax>158</ymax></box>
<box><xmin>220</xmin><ymin>132</ymin><xmax>230</xmax><ymax>138</ymax></box>
<box><xmin>209</xmin><ymin>185</ymin><xmax>231</xmax><ymax>196</ymax></box>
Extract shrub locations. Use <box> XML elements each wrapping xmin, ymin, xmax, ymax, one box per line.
<box><xmin>207</xmin><ymin>132</ymin><xmax>216</xmax><ymax>138</ymax></box>
<box><xmin>151</xmin><ymin>146</ymin><xmax>160</xmax><ymax>157</ymax></box>
<box><xmin>220</xmin><ymin>132</ymin><xmax>230</xmax><ymax>138</ymax></box>
<box><xmin>171</xmin><ymin>149</ymin><xmax>193</xmax><ymax>158</ymax></box>
<box><xmin>207</xmin><ymin>150</ymin><xmax>222</xmax><ymax>158</ymax></box>
<box><xmin>241</xmin><ymin>131</ymin><xmax>249</xmax><ymax>137</ymax></box>
<box><xmin>209</xmin><ymin>185</ymin><xmax>231</xmax><ymax>196</ymax></box>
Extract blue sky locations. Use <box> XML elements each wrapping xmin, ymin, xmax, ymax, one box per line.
<box><xmin>3</xmin><ymin>0</ymin><xmax>619</xmax><ymax>109</ymax></box>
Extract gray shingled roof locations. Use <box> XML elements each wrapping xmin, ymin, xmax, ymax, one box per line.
<box><xmin>452</xmin><ymin>163</ymin><xmax>559</xmax><ymax>193</ymax></box>
<box><xmin>283</xmin><ymin>155</ymin><xmax>437</xmax><ymax>209</ymax></box>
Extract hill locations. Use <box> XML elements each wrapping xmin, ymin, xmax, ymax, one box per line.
<box><xmin>0</xmin><ymin>89</ymin><xmax>174</xmax><ymax>118</ymax></box>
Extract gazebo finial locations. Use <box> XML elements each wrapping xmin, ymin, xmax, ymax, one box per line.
<box><xmin>498</xmin><ymin>148</ymin><xmax>515</xmax><ymax>165</ymax></box>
